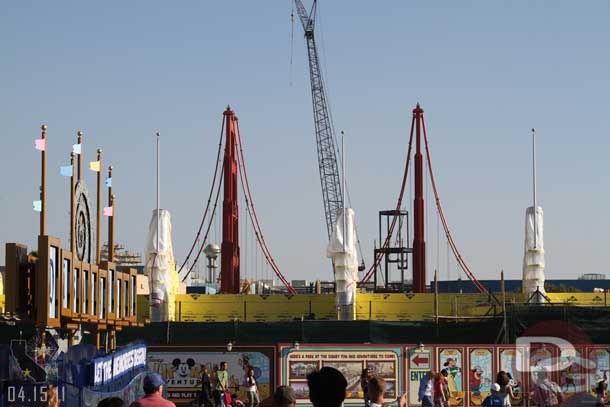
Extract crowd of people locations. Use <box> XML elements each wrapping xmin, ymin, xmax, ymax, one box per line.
<box><xmin>93</xmin><ymin>365</ymin><xmax>608</xmax><ymax>407</ymax></box>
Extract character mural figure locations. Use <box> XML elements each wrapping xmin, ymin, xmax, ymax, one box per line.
<box><xmin>440</xmin><ymin>349</ymin><xmax>464</xmax><ymax>406</ymax></box>
<box><xmin>469</xmin><ymin>349</ymin><xmax>493</xmax><ymax>406</ymax></box>
<box><xmin>498</xmin><ymin>348</ymin><xmax>524</xmax><ymax>406</ymax></box>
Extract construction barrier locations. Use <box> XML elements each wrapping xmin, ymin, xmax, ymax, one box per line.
<box><xmin>132</xmin><ymin>292</ymin><xmax>610</xmax><ymax>323</ymax></box>
<box><xmin>145</xmin><ymin>343</ymin><xmax>610</xmax><ymax>407</ymax></box>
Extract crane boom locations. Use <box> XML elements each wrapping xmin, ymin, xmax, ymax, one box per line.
<box><xmin>294</xmin><ymin>0</ymin><xmax>343</xmax><ymax>239</ymax></box>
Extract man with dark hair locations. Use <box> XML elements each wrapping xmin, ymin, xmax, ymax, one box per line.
<box><xmin>273</xmin><ymin>385</ymin><xmax>297</xmax><ymax>407</ymax></box>
<box><xmin>129</xmin><ymin>373</ymin><xmax>176</xmax><ymax>407</ymax></box>
<box><xmin>216</xmin><ymin>362</ymin><xmax>229</xmax><ymax>407</ymax></box>
<box><xmin>307</xmin><ymin>367</ymin><xmax>347</xmax><ymax>407</ymax></box>
<box><xmin>367</xmin><ymin>377</ymin><xmax>385</xmax><ymax>407</ymax></box>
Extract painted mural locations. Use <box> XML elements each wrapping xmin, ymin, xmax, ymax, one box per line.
<box><xmin>147</xmin><ymin>350</ymin><xmax>272</xmax><ymax>405</ymax></box>
<box><xmin>282</xmin><ymin>347</ymin><xmax>401</xmax><ymax>406</ymax></box>
<box><xmin>588</xmin><ymin>348</ymin><xmax>609</xmax><ymax>398</ymax></box>
<box><xmin>468</xmin><ymin>348</ymin><xmax>492</xmax><ymax>406</ymax></box>
<box><xmin>439</xmin><ymin>348</ymin><xmax>464</xmax><ymax>407</ymax></box>
<box><xmin>498</xmin><ymin>348</ymin><xmax>524</xmax><ymax>406</ymax></box>
<box><xmin>559</xmin><ymin>348</ymin><xmax>583</xmax><ymax>395</ymax></box>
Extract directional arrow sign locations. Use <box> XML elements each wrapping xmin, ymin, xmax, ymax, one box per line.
<box><xmin>410</xmin><ymin>351</ymin><xmax>431</xmax><ymax>369</ymax></box>
<box><xmin>413</xmin><ymin>355</ymin><xmax>429</xmax><ymax>366</ymax></box>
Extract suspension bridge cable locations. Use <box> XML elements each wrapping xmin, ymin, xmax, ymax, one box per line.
<box><xmin>235</xmin><ymin>121</ymin><xmax>297</xmax><ymax>294</ymax></box>
<box><xmin>181</xmin><ymin>164</ymin><xmax>225</xmax><ymax>281</ymax></box>
<box><xmin>421</xmin><ymin>116</ymin><xmax>490</xmax><ymax>296</ymax></box>
<box><xmin>177</xmin><ymin>116</ymin><xmax>226</xmax><ymax>276</ymax></box>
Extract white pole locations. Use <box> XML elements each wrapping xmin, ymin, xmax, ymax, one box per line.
<box><xmin>532</xmin><ymin>128</ymin><xmax>537</xmax><ymax>249</ymax></box>
<box><xmin>156</xmin><ymin>132</ymin><xmax>160</xmax><ymax>257</ymax></box>
<box><xmin>341</xmin><ymin>130</ymin><xmax>346</xmax><ymax>252</ymax></box>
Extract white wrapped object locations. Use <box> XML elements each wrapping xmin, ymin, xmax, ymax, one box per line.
<box><xmin>522</xmin><ymin>206</ymin><xmax>546</xmax><ymax>300</ymax></box>
<box><xmin>327</xmin><ymin>208</ymin><xmax>359</xmax><ymax>320</ymax></box>
<box><xmin>144</xmin><ymin>209</ymin><xmax>178</xmax><ymax>321</ymax></box>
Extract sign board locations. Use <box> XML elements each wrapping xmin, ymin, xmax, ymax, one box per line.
<box><xmin>407</xmin><ymin>347</ymin><xmax>432</xmax><ymax>407</ymax></box>
<box><xmin>92</xmin><ymin>344</ymin><xmax>147</xmax><ymax>386</ymax></box>
<box><xmin>282</xmin><ymin>346</ymin><xmax>402</xmax><ymax>406</ymax></box>
<box><xmin>147</xmin><ymin>347</ymin><xmax>274</xmax><ymax>405</ymax></box>
<box><xmin>409</xmin><ymin>351</ymin><xmax>430</xmax><ymax>370</ymax></box>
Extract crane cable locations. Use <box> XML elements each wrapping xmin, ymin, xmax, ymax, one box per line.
<box><xmin>235</xmin><ymin>120</ymin><xmax>297</xmax><ymax>294</ymax></box>
<box><xmin>177</xmin><ymin>116</ymin><xmax>226</xmax><ymax>277</ymax></box>
<box><xmin>358</xmin><ymin>114</ymin><xmax>416</xmax><ymax>286</ymax></box>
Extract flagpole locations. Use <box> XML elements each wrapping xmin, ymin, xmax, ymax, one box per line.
<box><xmin>40</xmin><ymin>124</ymin><xmax>47</xmax><ymax>237</ymax></box>
<box><xmin>341</xmin><ymin>130</ymin><xmax>346</xmax><ymax>252</ymax></box>
<box><xmin>532</xmin><ymin>128</ymin><xmax>537</xmax><ymax>249</ymax></box>
<box><xmin>96</xmin><ymin>149</ymin><xmax>102</xmax><ymax>264</ymax></box>
<box><xmin>156</xmin><ymin>132</ymin><xmax>160</xmax><ymax>260</ymax></box>
<box><xmin>70</xmin><ymin>152</ymin><xmax>75</xmax><ymax>253</ymax></box>
<box><xmin>77</xmin><ymin>131</ymin><xmax>83</xmax><ymax>181</ymax></box>
<box><xmin>108</xmin><ymin>166</ymin><xmax>114</xmax><ymax>262</ymax></box>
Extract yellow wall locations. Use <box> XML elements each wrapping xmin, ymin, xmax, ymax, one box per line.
<box><xmin>134</xmin><ymin>291</ymin><xmax>610</xmax><ymax>323</ymax></box>
<box><xmin>2</xmin><ymin>291</ymin><xmax>608</xmax><ymax>323</ymax></box>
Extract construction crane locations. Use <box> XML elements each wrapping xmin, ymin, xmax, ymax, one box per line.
<box><xmin>294</xmin><ymin>0</ymin><xmax>343</xmax><ymax>239</ymax></box>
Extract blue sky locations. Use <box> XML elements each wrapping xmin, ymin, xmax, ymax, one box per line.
<box><xmin>1</xmin><ymin>1</ymin><xmax>609</xmax><ymax>284</ymax></box>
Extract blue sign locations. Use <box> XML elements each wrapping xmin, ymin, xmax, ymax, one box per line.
<box><xmin>92</xmin><ymin>344</ymin><xmax>147</xmax><ymax>386</ymax></box>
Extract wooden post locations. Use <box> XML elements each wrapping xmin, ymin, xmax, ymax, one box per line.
<box><xmin>40</xmin><ymin>124</ymin><xmax>47</xmax><ymax>237</ymax></box>
<box><xmin>96</xmin><ymin>149</ymin><xmax>102</xmax><ymax>263</ymax></box>
<box><xmin>108</xmin><ymin>166</ymin><xmax>114</xmax><ymax>262</ymax></box>
<box><xmin>434</xmin><ymin>269</ymin><xmax>439</xmax><ymax>325</ymax></box>
<box><xmin>96</xmin><ymin>331</ymin><xmax>101</xmax><ymax>350</ymax></box>
<box><xmin>70</xmin><ymin>152</ymin><xmax>75</xmax><ymax>252</ymax></box>
<box><xmin>501</xmin><ymin>270</ymin><xmax>508</xmax><ymax>343</ymax></box>
<box><xmin>77</xmin><ymin>131</ymin><xmax>83</xmax><ymax>181</ymax></box>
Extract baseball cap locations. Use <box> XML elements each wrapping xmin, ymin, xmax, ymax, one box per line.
<box><xmin>274</xmin><ymin>385</ymin><xmax>296</xmax><ymax>406</ymax></box>
<box><xmin>491</xmin><ymin>383</ymin><xmax>501</xmax><ymax>392</ymax></box>
<box><xmin>143</xmin><ymin>373</ymin><xmax>165</xmax><ymax>391</ymax></box>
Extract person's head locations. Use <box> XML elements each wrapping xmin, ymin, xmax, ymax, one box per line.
<box><xmin>97</xmin><ymin>397</ymin><xmax>125</xmax><ymax>407</ymax></box>
<box><xmin>497</xmin><ymin>371</ymin><xmax>510</xmax><ymax>387</ymax></box>
<box><xmin>274</xmin><ymin>385</ymin><xmax>297</xmax><ymax>407</ymax></box>
<box><xmin>596</xmin><ymin>380</ymin><xmax>608</xmax><ymax>394</ymax></box>
<box><xmin>143</xmin><ymin>372</ymin><xmax>165</xmax><ymax>395</ymax></box>
<box><xmin>248</xmin><ymin>368</ymin><xmax>255</xmax><ymax>377</ymax></box>
<box><xmin>490</xmin><ymin>383</ymin><xmax>500</xmax><ymax>395</ymax></box>
<box><xmin>203</xmin><ymin>365</ymin><xmax>209</xmax><ymax>374</ymax></box>
<box><xmin>440</xmin><ymin>369</ymin><xmax>448</xmax><ymax>378</ymax></box>
<box><xmin>426</xmin><ymin>371</ymin><xmax>434</xmax><ymax>379</ymax></box>
<box><xmin>307</xmin><ymin>367</ymin><xmax>347</xmax><ymax>407</ymax></box>
<box><xmin>220</xmin><ymin>361</ymin><xmax>227</xmax><ymax>371</ymax></box>
<box><xmin>367</xmin><ymin>377</ymin><xmax>385</xmax><ymax>404</ymax></box>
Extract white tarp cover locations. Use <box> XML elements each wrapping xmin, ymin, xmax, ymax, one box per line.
<box><xmin>522</xmin><ymin>206</ymin><xmax>546</xmax><ymax>299</ymax></box>
<box><xmin>144</xmin><ymin>209</ymin><xmax>179</xmax><ymax>321</ymax></box>
<box><xmin>326</xmin><ymin>208</ymin><xmax>359</xmax><ymax>319</ymax></box>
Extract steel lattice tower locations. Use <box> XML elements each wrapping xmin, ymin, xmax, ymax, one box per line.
<box><xmin>295</xmin><ymin>0</ymin><xmax>343</xmax><ymax>239</ymax></box>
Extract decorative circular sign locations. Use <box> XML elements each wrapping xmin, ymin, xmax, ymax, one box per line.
<box><xmin>74</xmin><ymin>180</ymin><xmax>93</xmax><ymax>263</ymax></box>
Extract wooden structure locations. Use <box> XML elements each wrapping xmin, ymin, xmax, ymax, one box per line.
<box><xmin>4</xmin><ymin>124</ymin><xmax>143</xmax><ymax>351</ymax></box>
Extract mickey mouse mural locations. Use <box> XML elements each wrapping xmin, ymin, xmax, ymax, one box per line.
<box><xmin>168</xmin><ymin>358</ymin><xmax>199</xmax><ymax>387</ymax></box>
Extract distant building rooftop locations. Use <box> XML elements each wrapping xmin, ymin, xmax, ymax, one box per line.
<box><xmin>432</xmin><ymin>278</ymin><xmax>610</xmax><ymax>294</ymax></box>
